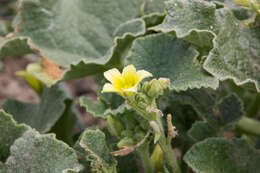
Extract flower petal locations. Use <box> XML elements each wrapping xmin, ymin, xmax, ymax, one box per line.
<box><xmin>136</xmin><ymin>70</ymin><xmax>153</xmax><ymax>82</ymax></box>
<box><xmin>122</xmin><ymin>64</ymin><xmax>137</xmax><ymax>77</ymax></box>
<box><xmin>122</xmin><ymin>86</ymin><xmax>137</xmax><ymax>92</ymax></box>
<box><xmin>122</xmin><ymin>64</ymin><xmax>138</xmax><ymax>87</ymax></box>
<box><xmin>104</xmin><ymin>68</ymin><xmax>121</xmax><ymax>83</ymax></box>
<box><xmin>102</xmin><ymin>83</ymin><xmax>119</xmax><ymax>93</ymax></box>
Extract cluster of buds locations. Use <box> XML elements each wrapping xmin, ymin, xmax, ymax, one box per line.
<box><xmin>142</xmin><ymin>78</ymin><xmax>170</xmax><ymax>99</ymax></box>
<box><xmin>234</xmin><ymin>0</ymin><xmax>260</xmax><ymax>14</ymax></box>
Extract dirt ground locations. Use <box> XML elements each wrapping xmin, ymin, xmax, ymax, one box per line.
<box><xmin>0</xmin><ymin>56</ymin><xmax>105</xmax><ymax>128</ymax></box>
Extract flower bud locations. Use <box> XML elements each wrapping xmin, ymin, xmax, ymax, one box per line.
<box><xmin>142</xmin><ymin>81</ymin><xmax>151</xmax><ymax>93</ymax></box>
<box><xmin>147</xmin><ymin>79</ymin><xmax>162</xmax><ymax>98</ymax></box>
<box><xmin>158</xmin><ymin>78</ymin><xmax>170</xmax><ymax>89</ymax></box>
<box><xmin>151</xmin><ymin>144</ymin><xmax>163</xmax><ymax>172</ymax></box>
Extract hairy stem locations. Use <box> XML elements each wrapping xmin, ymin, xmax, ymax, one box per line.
<box><xmin>126</xmin><ymin>97</ymin><xmax>182</xmax><ymax>173</ymax></box>
<box><xmin>158</xmin><ymin>131</ymin><xmax>182</xmax><ymax>173</ymax></box>
<box><xmin>137</xmin><ymin>143</ymin><xmax>154</xmax><ymax>173</ymax></box>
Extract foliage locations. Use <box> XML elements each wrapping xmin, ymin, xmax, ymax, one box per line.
<box><xmin>1</xmin><ymin>0</ymin><xmax>260</xmax><ymax>173</ymax></box>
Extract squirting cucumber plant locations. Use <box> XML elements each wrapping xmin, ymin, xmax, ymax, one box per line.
<box><xmin>0</xmin><ymin>0</ymin><xmax>260</xmax><ymax>173</ymax></box>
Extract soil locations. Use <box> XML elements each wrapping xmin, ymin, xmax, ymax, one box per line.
<box><xmin>0</xmin><ymin>56</ymin><xmax>38</xmax><ymax>106</ymax></box>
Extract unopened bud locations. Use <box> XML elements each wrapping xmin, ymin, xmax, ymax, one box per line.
<box><xmin>147</xmin><ymin>79</ymin><xmax>161</xmax><ymax>98</ymax></box>
<box><xmin>151</xmin><ymin>144</ymin><xmax>163</xmax><ymax>172</ymax></box>
<box><xmin>142</xmin><ymin>81</ymin><xmax>151</xmax><ymax>93</ymax></box>
<box><xmin>158</xmin><ymin>78</ymin><xmax>170</xmax><ymax>89</ymax></box>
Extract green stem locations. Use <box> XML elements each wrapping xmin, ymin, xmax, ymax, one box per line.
<box><xmin>158</xmin><ymin>136</ymin><xmax>182</xmax><ymax>173</ymax></box>
<box><xmin>137</xmin><ymin>143</ymin><xmax>154</xmax><ymax>173</ymax></box>
<box><xmin>236</xmin><ymin>116</ymin><xmax>260</xmax><ymax>136</ymax></box>
<box><xmin>126</xmin><ymin>99</ymin><xmax>154</xmax><ymax>121</ymax></box>
<box><xmin>126</xmin><ymin>98</ymin><xmax>182</xmax><ymax>173</ymax></box>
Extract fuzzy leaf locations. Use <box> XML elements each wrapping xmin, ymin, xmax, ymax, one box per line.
<box><xmin>126</xmin><ymin>33</ymin><xmax>218</xmax><ymax>91</ymax></box>
<box><xmin>204</xmin><ymin>8</ymin><xmax>260</xmax><ymax>92</ymax></box>
<box><xmin>0</xmin><ymin>38</ymin><xmax>33</xmax><ymax>60</ymax></box>
<box><xmin>0</xmin><ymin>0</ymin><xmax>158</xmax><ymax>81</ymax></box>
<box><xmin>184</xmin><ymin>138</ymin><xmax>260</xmax><ymax>173</ymax></box>
<box><xmin>152</xmin><ymin>0</ymin><xmax>217</xmax><ymax>36</ymax></box>
<box><xmin>171</xmin><ymin>89</ymin><xmax>217</xmax><ymax>123</ymax></box>
<box><xmin>79</xmin><ymin>97</ymin><xmax>106</xmax><ymax>120</ymax></box>
<box><xmin>151</xmin><ymin>0</ymin><xmax>216</xmax><ymax>49</ymax></box>
<box><xmin>188</xmin><ymin>121</ymin><xmax>216</xmax><ymax>141</ymax></box>
<box><xmin>217</xmin><ymin>94</ymin><xmax>244</xmax><ymax>125</ymax></box>
<box><xmin>0</xmin><ymin>110</ymin><xmax>30</xmax><ymax>161</ymax></box>
<box><xmin>3</xmin><ymin>85</ymin><xmax>66</xmax><ymax>133</ymax></box>
<box><xmin>142</xmin><ymin>0</ymin><xmax>166</xmax><ymax>15</ymax></box>
<box><xmin>172</xmin><ymin>90</ymin><xmax>244</xmax><ymax>126</ymax></box>
<box><xmin>5</xmin><ymin>130</ymin><xmax>82</xmax><ymax>173</ymax></box>
<box><xmin>75</xmin><ymin>129</ymin><xmax>116</xmax><ymax>172</ymax></box>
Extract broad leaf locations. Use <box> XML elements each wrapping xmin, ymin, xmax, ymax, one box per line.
<box><xmin>188</xmin><ymin>121</ymin><xmax>216</xmax><ymax>141</ymax></box>
<box><xmin>3</xmin><ymin>85</ymin><xmax>66</xmax><ymax>133</ymax></box>
<box><xmin>0</xmin><ymin>38</ymin><xmax>32</xmax><ymax>60</ymax></box>
<box><xmin>184</xmin><ymin>138</ymin><xmax>260</xmax><ymax>173</ymax></box>
<box><xmin>0</xmin><ymin>110</ymin><xmax>30</xmax><ymax>161</ymax></box>
<box><xmin>126</xmin><ymin>33</ymin><xmax>219</xmax><ymax>91</ymax></box>
<box><xmin>6</xmin><ymin>130</ymin><xmax>82</xmax><ymax>173</ymax></box>
<box><xmin>142</xmin><ymin>0</ymin><xmax>166</xmax><ymax>15</ymax></box>
<box><xmin>151</xmin><ymin>0</ymin><xmax>216</xmax><ymax>49</ymax></box>
<box><xmin>0</xmin><ymin>21</ymin><xmax>8</xmax><ymax>36</ymax></box>
<box><xmin>151</xmin><ymin>0</ymin><xmax>260</xmax><ymax>92</ymax></box>
<box><xmin>75</xmin><ymin>129</ymin><xmax>116</xmax><ymax>173</ymax></box>
<box><xmin>170</xmin><ymin>88</ymin><xmax>217</xmax><ymax>123</ymax></box>
<box><xmin>171</xmin><ymin>89</ymin><xmax>244</xmax><ymax>125</ymax></box>
<box><xmin>79</xmin><ymin>97</ymin><xmax>106</xmax><ymax>120</ymax></box>
<box><xmin>217</xmin><ymin>94</ymin><xmax>244</xmax><ymax>125</ymax></box>
<box><xmin>63</xmin><ymin>18</ymin><xmax>146</xmax><ymax>81</ymax></box>
<box><xmin>152</xmin><ymin>0</ymin><xmax>217</xmax><ymax>35</ymax></box>
<box><xmin>0</xmin><ymin>0</ymin><xmax>165</xmax><ymax>81</ymax></box>
<box><xmin>204</xmin><ymin>8</ymin><xmax>260</xmax><ymax>92</ymax></box>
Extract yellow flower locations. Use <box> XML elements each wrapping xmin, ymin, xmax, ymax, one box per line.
<box><xmin>102</xmin><ymin>64</ymin><xmax>152</xmax><ymax>96</ymax></box>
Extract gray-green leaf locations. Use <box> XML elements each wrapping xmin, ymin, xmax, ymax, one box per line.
<box><xmin>188</xmin><ymin>121</ymin><xmax>216</xmax><ymax>141</ymax></box>
<box><xmin>0</xmin><ymin>110</ymin><xmax>30</xmax><ymax>161</ymax></box>
<box><xmin>6</xmin><ymin>130</ymin><xmax>82</xmax><ymax>173</ymax></box>
<box><xmin>75</xmin><ymin>129</ymin><xmax>116</xmax><ymax>173</ymax></box>
<box><xmin>3</xmin><ymin>85</ymin><xmax>66</xmax><ymax>133</ymax></box>
<box><xmin>204</xmin><ymin>8</ymin><xmax>260</xmax><ymax>92</ymax></box>
<box><xmin>184</xmin><ymin>137</ymin><xmax>260</xmax><ymax>173</ymax></box>
<box><xmin>0</xmin><ymin>0</ymin><xmax>161</xmax><ymax>81</ymax></box>
<box><xmin>79</xmin><ymin>97</ymin><xmax>106</xmax><ymax>120</ymax></box>
<box><xmin>126</xmin><ymin>33</ymin><xmax>219</xmax><ymax>91</ymax></box>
